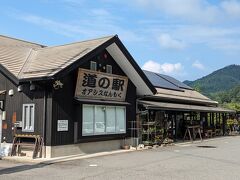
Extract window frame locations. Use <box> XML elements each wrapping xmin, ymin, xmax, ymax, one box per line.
<box><xmin>82</xmin><ymin>104</ymin><xmax>126</xmax><ymax>136</ymax></box>
<box><xmin>106</xmin><ymin>65</ymin><xmax>112</xmax><ymax>74</ymax></box>
<box><xmin>90</xmin><ymin>61</ymin><xmax>97</xmax><ymax>71</ymax></box>
<box><xmin>22</xmin><ymin>103</ymin><xmax>35</xmax><ymax>132</ymax></box>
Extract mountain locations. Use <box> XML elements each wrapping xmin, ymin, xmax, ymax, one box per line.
<box><xmin>184</xmin><ymin>64</ymin><xmax>240</xmax><ymax>96</ymax></box>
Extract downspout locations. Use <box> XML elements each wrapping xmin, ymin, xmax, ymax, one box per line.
<box><xmin>42</xmin><ymin>87</ymin><xmax>47</xmax><ymax>158</ymax></box>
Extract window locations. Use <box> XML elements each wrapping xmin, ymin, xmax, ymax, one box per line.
<box><xmin>0</xmin><ymin>100</ymin><xmax>4</xmax><ymax>110</ymax></box>
<box><xmin>82</xmin><ymin>105</ymin><xmax>126</xmax><ymax>136</ymax></box>
<box><xmin>22</xmin><ymin>104</ymin><xmax>35</xmax><ymax>132</ymax></box>
<box><xmin>116</xmin><ymin>107</ymin><xmax>125</xmax><ymax>133</ymax></box>
<box><xmin>95</xmin><ymin>106</ymin><xmax>105</xmax><ymax>134</ymax></box>
<box><xmin>82</xmin><ymin>105</ymin><xmax>94</xmax><ymax>134</ymax></box>
<box><xmin>90</xmin><ymin>61</ymin><xmax>97</xmax><ymax>71</ymax></box>
<box><xmin>106</xmin><ymin>107</ymin><xmax>116</xmax><ymax>133</ymax></box>
<box><xmin>106</xmin><ymin>65</ymin><xmax>112</xmax><ymax>74</ymax></box>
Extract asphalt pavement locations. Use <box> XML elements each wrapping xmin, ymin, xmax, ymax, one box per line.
<box><xmin>1</xmin><ymin>136</ymin><xmax>240</xmax><ymax>180</ymax></box>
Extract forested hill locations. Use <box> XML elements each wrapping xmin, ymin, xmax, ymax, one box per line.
<box><xmin>184</xmin><ymin>64</ymin><xmax>240</xmax><ymax>95</ymax></box>
<box><xmin>183</xmin><ymin>64</ymin><xmax>240</xmax><ymax>111</ymax></box>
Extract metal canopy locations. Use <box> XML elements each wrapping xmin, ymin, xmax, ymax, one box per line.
<box><xmin>75</xmin><ymin>98</ymin><xmax>131</xmax><ymax>105</ymax></box>
<box><xmin>138</xmin><ymin>100</ymin><xmax>235</xmax><ymax>113</ymax></box>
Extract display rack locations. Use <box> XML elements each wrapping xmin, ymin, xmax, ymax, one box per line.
<box><xmin>140</xmin><ymin>110</ymin><xmax>164</xmax><ymax>146</ymax></box>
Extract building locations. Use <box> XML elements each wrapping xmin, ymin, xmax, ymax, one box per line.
<box><xmin>0</xmin><ymin>34</ymin><xmax>235</xmax><ymax>158</ymax></box>
<box><xmin>137</xmin><ymin>70</ymin><xmax>235</xmax><ymax>144</ymax></box>
<box><xmin>0</xmin><ymin>35</ymin><xmax>156</xmax><ymax>158</ymax></box>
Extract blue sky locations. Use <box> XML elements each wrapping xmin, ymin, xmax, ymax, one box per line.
<box><xmin>1</xmin><ymin>0</ymin><xmax>240</xmax><ymax>81</ymax></box>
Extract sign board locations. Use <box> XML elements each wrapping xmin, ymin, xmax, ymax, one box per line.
<box><xmin>57</xmin><ymin>120</ymin><xmax>68</xmax><ymax>131</ymax></box>
<box><xmin>75</xmin><ymin>68</ymin><xmax>128</xmax><ymax>101</ymax></box>
<box><xmin>14</xmin><ymin>121</ymin><xmax>22</xmax><ymax>128</ymax></box>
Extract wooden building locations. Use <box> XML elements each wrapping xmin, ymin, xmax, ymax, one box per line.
<box><xmin>138</xmin><ymin>70</ymin><xmax>235</xmax><ymax>145</ymax></box>
<box><xmin>0</xmin><ymin>35</ymin><xmax>155</xmax><ymax>158</ymax></box>
<box><xmin>0</xmin><ymin>34</ymin><xmax>235</xmax><ymax>158</ymax></box>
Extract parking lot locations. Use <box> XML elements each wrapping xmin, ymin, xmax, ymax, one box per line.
<box><xmin>1</xmin><ymin>136</ymin><xmax>240</xmax><ymax>180</ymax></box>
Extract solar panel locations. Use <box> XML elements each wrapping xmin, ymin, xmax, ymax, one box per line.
<box><xmin>143</xmin><ymin>70</ymin><xmax>182</xmax><ymax>91</ymax></box>
<box><xmin>157</xmin><ymin>73</ymin><xmax>193</xmax><ymax>90</ymax></box>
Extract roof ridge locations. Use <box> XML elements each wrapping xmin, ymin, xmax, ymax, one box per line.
<box><xmin>40</xmin><ymin>35</ymin><xmax>116</xmax><ymax>50</ymax></box>
<box><xmin>0</xmin><ymin>34</ymin><xmax>46</xmax><ymax>47</ymax></box>
<box><xmin>18</xmin><ymin>49</ymin><xmax>37</xmax><ymax>78</ymax></box>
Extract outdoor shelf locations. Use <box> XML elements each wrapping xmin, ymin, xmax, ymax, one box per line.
<box><xmin>142</xmin><ymin>122</ymin><xmax>156</xmax><ymax>126</ymax></box>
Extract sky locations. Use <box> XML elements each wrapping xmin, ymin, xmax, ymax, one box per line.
<box><xmin>0</xmin><ymin>0</ymin><xmax>240</xmax><ymax>81</ymax></box>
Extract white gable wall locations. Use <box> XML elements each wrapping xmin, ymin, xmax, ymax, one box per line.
<box><xmin>106</xmin><ymin>43</ymin><xmax>153</xmax><ymax>96</ymax></box>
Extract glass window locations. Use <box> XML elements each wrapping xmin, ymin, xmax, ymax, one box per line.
<box><xmin>94</xmin><ymin>106</ymin><xmax>105</xmax><ymax>134</ymax></box>
<box><xmin>106</xmin><ymin>107</ymin><xmax>116</xmax><ymax>133</ymax></box>
<box><xmin>22</xmin><ymin>104</ymin><xmax>35</xmax><ymax>132</ymax></box>
<box><xmin>82</xmin><ymin>105</ymin><xmax>94</xmax><ymax>135</ymax></box>
<box><xmin>82</xmin><ymin>105</ymin><xmax>126</xmax><ymax>136</ymax></box>
<box><xmin>116</xmin><ymin>107</ymin><xmax>126</xmax><ymax>133</ymax></box>
<box><xmin>106</xmin><ymin>65</ymin><xmax>112</xmax><ymax>74</ymax></box>
<box><xmin>90</xmin><ymin>61</ymin><xmax>97</xmax><ymax>71</ymax></box>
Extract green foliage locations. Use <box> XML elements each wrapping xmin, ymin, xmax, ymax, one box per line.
<box><xmin>184</xmin><ymin>65</ymin><xmax>240</xmax><ymax>95</ymax></box>
<box><xmin>222</xmin><ymin>102</ymin><xmax>240</xmax><ymax>111</ymax></box>
<box><xmin>193</xmin><ymin>83</ymin><xmax>202</xmax><ymax>93</ymax></box>
<box><xmin>209</xmin><ymin>86</ymin><xmax>240</xmax><ymax>111</ymax></box>
<box><xmin>184</xmin><ymin>65</ymin><xmax>240</xmax><ymax>111</ymax></box>
<box><xmin>211</xmin><ymin>86</ymin><xmax>240</xmax><ymax>103</ymax></box>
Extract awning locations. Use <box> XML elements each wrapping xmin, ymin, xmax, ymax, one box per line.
<box><xmin>138</xmin><ymin>100</ymin><xmax>235</xmax><ymax>113</ymax></box>
<box><xmin>75</xmin><ymin>98</ymin><xmax>130</xmax><ymax>105</ymax></box>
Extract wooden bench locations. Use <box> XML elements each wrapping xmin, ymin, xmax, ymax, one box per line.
<box><xmin>183</xmin><ymin>125</ymin><xmax>202</xmax><ymax>141</ymax></box>
<box><xmin>11</xmin><ymin>134</ymin><xmax>43</xmax><ymax>159</ymax></box>
<box><xmin>215</xmin><ymin>129</ymin><xmax>222</xmax><ymax>136</ymax></box>
<box><xmin>205</xmin><ymin>130</ymin><xmax>213</xmax><ymax>138</ymax></box>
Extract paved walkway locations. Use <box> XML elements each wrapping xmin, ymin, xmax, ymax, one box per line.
<box><xmin>1</xmin><ymin>136</ymin><xmax>240</xmax><ymax>180</ymax></box>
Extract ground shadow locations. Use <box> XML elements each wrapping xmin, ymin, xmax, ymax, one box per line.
<box><xmin>0</xmin><ymin>162</ymin><xmax>52</xmax><ymax>175</ymax></box>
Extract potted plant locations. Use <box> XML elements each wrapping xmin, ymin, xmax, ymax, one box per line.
<box><xmin>121</xmin><ymin>138</ymin><xmax>130</xmax><ymax>149</ymax></box>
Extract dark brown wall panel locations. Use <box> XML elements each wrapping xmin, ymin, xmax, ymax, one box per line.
<box><xmin>0</xmin><ymin>72</ymin><xmax>50</xmax><ymax>143</ymax></box>
<box><xmin>51</xmin><ymin>50</ymin><xmax>137</xmax><ymax>146</ymax></box>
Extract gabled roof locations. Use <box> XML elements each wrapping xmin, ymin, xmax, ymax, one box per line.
<box><xmin>154</xmin><ymin>87</ymin><xmax>218</xmax><ymax>106</ymax></box>
<box><xmin>0</xmin><ymin>35</ymin><xmax>44</xmax><ymax>48</ymax></box>
<box><xmin>0</xmin><ymin>34</ymin><xmax>156</xmax><ymax>95</ymax></box>
<box><xmin>0</xmin><ymin>35</ymin><xmax>45</xmax><ymax>79</ymax></box>
<box><xmin>0</xmin><ymin>35</ymin><xmax>113</xmax><ymax>80</ymax></box>
<box><xmin>19</xmin><ymin>36</ymin><xmax>114</xmax><ymax>79</ymax></box>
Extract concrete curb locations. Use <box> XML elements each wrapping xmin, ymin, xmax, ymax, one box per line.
<box><xmin>2</xmin><ymin>149</ymin><xmax>136</xmax><ymax>164</ymax></box>
<box><xmin>174</xmin><ymin>136</ymin><xmax>236</xmax><ymax>146</ymax></box>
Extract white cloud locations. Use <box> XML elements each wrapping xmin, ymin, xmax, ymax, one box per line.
<box><xmin>90</xmin><ymin>8</ymin><xmax>110</xmax><ymax>16</ymax></box>
<box><xmin>18</xmin><ymin>15</ymin><xmax>87</xmax><ymax>38</ymax></box>
<box><xmin>133</xmin><ymin>0</ymin><xmax>220</xmax><ymax>24</ymax></box>
<box><xmin>148</xmin><ymin>24</ymin><xmax>240</xmax><ymax>53</ymax></box>
<box><xmin>158</xmin><ymin>33</ymin><xmax>186</xmax><ymax>50</ymax></box>
<box><xmin>192</xmin><ymin>60</ymin><xmax>205</xmax><ymax>70</ymax></box>
<box><xmin>221</xmin><ymin>0</ymin><xmax>240</xmax><ymax>18</ymax></box>
<box><xmin>11</xmin><ymin>12</ymin><xmax>142</xmax><ymax>43</ymax></box>
<box><xmin>142</xmin><ymin>60</ymin><xmax>183</xmax><ymax>75</ymax></box>
<box><xmin>132</xmin><ymin>0</ymin><xmax>240</xmax><ymax>23</ymax></box>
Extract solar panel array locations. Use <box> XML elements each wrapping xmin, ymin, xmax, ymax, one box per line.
<box><xmin>143</xmin><ymin>70</ymin><xmax>192</xmax><ymax>91</ymax></box>
<box><xmin>143</xmin><ymin>70</ymin><xmax>182</xmax><ymax>91</ymax></box>
<box><xmin>157</xmin><ymin>73</ymin><xmax>193</xmax><ymax>90</ymax></box>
